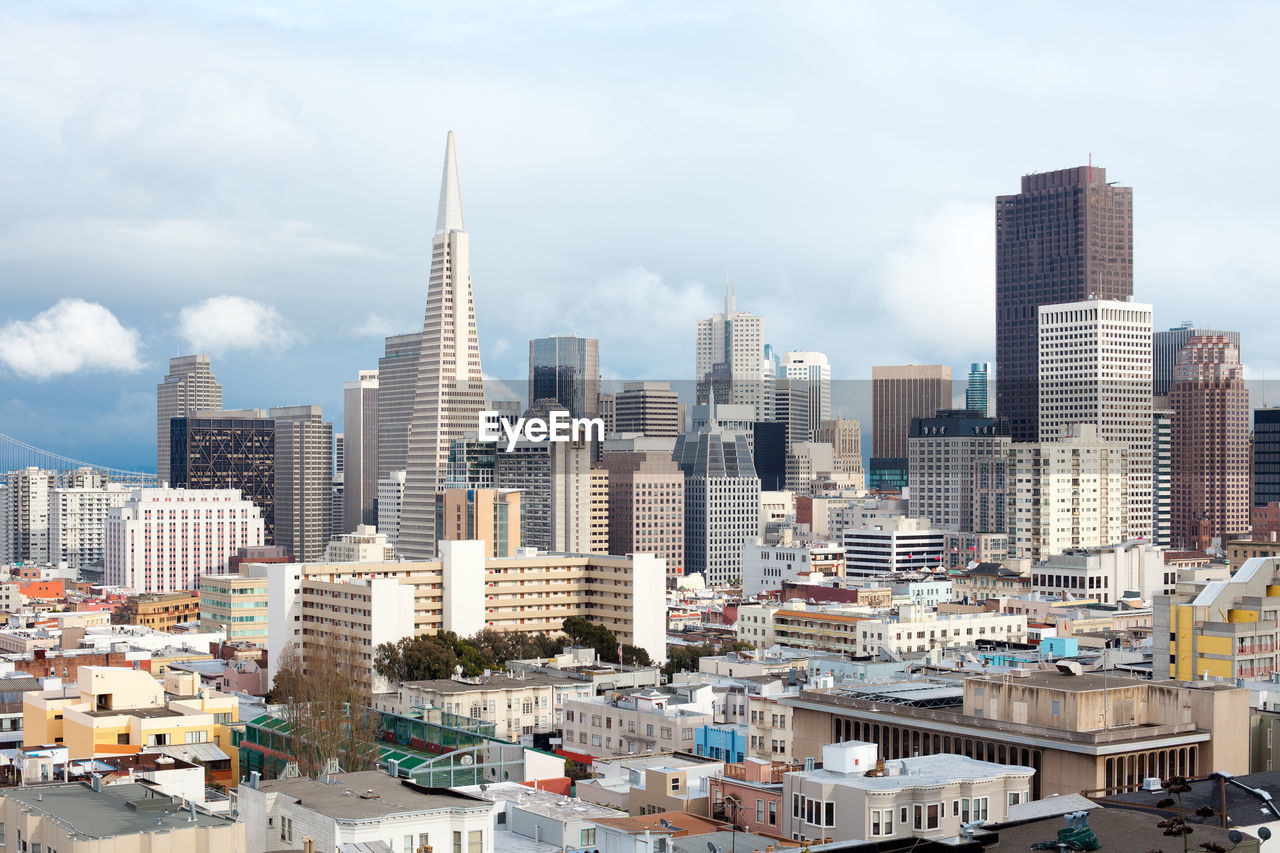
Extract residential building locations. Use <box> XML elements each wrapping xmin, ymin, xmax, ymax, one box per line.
<box><xmin>156</xmin><ymin>354</ymin><xmax>222</xmax><ymax>485</ymax></box>
<box><xmin>49</xmin><ymin>481</ymin><xmax>131</xmax><ymax>572</ymax></box>
<box><xmin>1038</xmin><ymin>298</ymin><xmax>1154</xmax><ymax>540</ymax></box>
<box><xmin>1008</xmin><ymin>424</ymin><xmax>1129</xmax><ymax>562</ymax></box>
<box><xmin>1031</xmin><ymin>541</ymin><xmax>1172</xmax><ymax>604</ymax></box>
<box><xmin>401</xmin><ymin>132</ymin><xmax>489</xmax><ymax>559</ymax></box>
<box><xmin>199</xmin><ymin>572</ymin><xmax>270</xmax><ymax>644</ymax></box>
<box><xmin>951</xmin><ymin>563</ymin><xmax>1030</xmax><ymax>603</ymax></box>
<box><xmin>1227</xmin><ymin>536</ymin><xmax>1280</xmax><ymax>570</ymax></box>
<box><xmin>271</xmin><ymin>405</ymin><xmax>334</xmax><ymax>562</ymax></box>
<box><xmin>616</xmin><ymin>382</ymin><xmax>681</xmax><ymax>438</ymax></box>
<box><xmin>709</xmin><ymin>758</ymin><xmax>794</xmax><ymax>835</ymax></box>
<box><xmin>849</xmin><ymin>605</ymin><xmax>1026</xmax><ymax>657</ymax></box>
<box><xmin>529</xmin><ymin>335</ymin><xmax>600</xmax><ymax>419</ymax></box>
<box><xmin>505</xmin><ymin>646</ymin><xmax>663</xmax><ymax>699</ymax></box>
<box><xmin>170</xmin><ymin>409</ymin><xmax>276</xmax><ymax>543</ymax></box>
<box><xmin>997</xmin><ymin>166</ymin><xmax>1134</xmax><ymax>442</ymax></box>
<box><xmin>459</xmin><ymin>782</ymin><xmax>626</xmax><ymax>849</ymax></box>
<box><xmin>325</xmin><ymin>524</ymin><xmax>395</xmax><ymax>562</ymax></box>
<box><xmin>673</xmin><ymin>430</ymin><xmax>761</xmax><ymax>585</ymax></box>
<box><xmin>1171</xmin><ymin>335</ymin><xmax>1250</xmax><ymax>548</ymax></box>
<box><xmin>376</xmin><ymin>673</ymin><xmax>587</xmax><ymax>743</ymax></box>
<box><xmin>741</xmin><ymin>542</ymin><xmax>844</xmax><ymax>598</ymax></box>
<box><xmin>1</xmin><ymin>467</ymin><xmax>56</xmax><ymax>565</ymax></box>
<box><xmin>601</xmin><ymin>439</ymin><xmax>684</xmax><ymax>584</ymax></box>
<box><xmin>377</xmin><ymin>331</ymin><xmax>422</xmax><ymax>480</ymax></box>
<box><xmin>871</xmin><ymin>365</ymin><xmax>950</xmax><ymax>491</ymax></box>
<box><xmin>590</xmin><ymin>467</ymin><xmax>609</xmax><ymax>553</ymax></box>
<box><xmin>942</xmin><ymin>531</ymin><xmax>1009</xmax><ymax>568</ymax></box>
<box><xmin>814</xmin><ymin>418</ymin><xmax>864</xmax><ymax>489</ymax></box>
<box><xmin>782</xmin><ymin>741</ymin><xmax>1033</xmax><ymax>844</ymax></box>
<box><xmin>697</xmin><ymin>724</ymin><xmax>747</xmax><ymax>764</ymax></box>
<box><xmin>436</xmin><ymin>488</ymin><xmax>521</xmax><ymax>557</ymax></box>
<box><xmin>574</xmin><ymin>752</ymin><xmax>722</xmax><ymax>813</ymax></box>
<box><xmin>104</xmin><ymin>487</ymin><xmax>266</xmax><ymax>593</ymax></box>
<box><xmin>1154</xmin><ymin>322</ymin><xmax>1241</xmax><ymax>397</ymax></box>
<box><xmin>966</xmin><ymin>362</ymin><xmax>989</xmax><ymax>416</ymax></box>
<box><xmin>781</xmin><ymin>351</ymin><xmax>832</xmax><ymax>441</ymax></box>
<box><xmin>378</xmin><ymin>469</ymin><xmax>407</xmax><ymax>549</ymax></box>
<box><xmin>238</xmin><ymin>770</ymin><xmax>494</xmax><ymax>853</ymax></box>
<box><xmin>561</xmin><ymin>685</ymin><xmax>716</xmax><ymax>758</ymax></box>
<box><xmin>907</xmin><ymin>409</ymin><xmax>1010</xmax><ymax>534</ymax></box>
<box><xmin>117</xmin><ymin>591</ymin><xmax>200</xmax><ymax>631</ymax></box>
<box><xmin>343</xmin><ymin>368</ymin><xmax>379</xmax><ymax>533</ymax></box>
<box><xmin>696</xmin><ymin>287</ymin><xmax>767</xmax><ymax>420</ymax></box>
<box><xmin>841</xmin><ymin>514</ymin><xmax>945</xmax><ymax>576</ymax></box>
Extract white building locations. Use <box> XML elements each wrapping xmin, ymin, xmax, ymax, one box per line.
<box><xmin>759</xmin><ymin>491</ymin><xmax>795</xmax><ymax>538</ymax></box>
<box><xmin>785</xmin><ymin>442</ymin><xmax>836</xmax><ymax>492</ymax></box>
<box><xmin>1009</xmin><ymin>424</ymin><xmax>1129</xmax><ymax>562</ymax></box>
<box><xmin>237</xmin><ymin>770</ymin><xmax>495</xmax><ymax>853</ymax></box>
<box><xmin>673</xmin><ymin>430</ymin><xmax>761</xmax><ymax>586</ymax></box>
<box><xmin>343</xmin><ymin>368</ymin><xmax>379</xmax><ymax>534</ymax></box>
<box><xmin>696</xmin><ymin>289</ymin><xmax>767</xmax><ymax>420</ymax></box>
<box><xmin>782</xmin><ymin>351</ymin><xmax>832</xmax><ymax>440</ymax></box>
<box><xmin>841</xmin><ymin>515</ymin><xmax>946</xmax><ymax>577</ymax></box>
<box><xmin>1</xmin><ymin>467</ymin><xmax>56</xmax><ymax>565</ymax></box>
<box><xmin>378</xmin><ymin>469</ymin><xmax>407</xmax><ymax>549</ymax></box>
<box><xmin>104</xmin><ymin>487</ymin><xmax>266</xmax><ymax>593</ymax></box>
<box><xmin>850</xmin><ymin>605</ymin><xmax>1027</xmax><ymax>657</ymax></box>
<box><xmin>1031</xmin><ymin>540</ymin><xmax>1173</xmax><ymax>604</ymax></box>
<box><xmin>561</xmin><ymin>684</ymin><xmax>716</xmax><ymax>758</ymax></box>
<box><xmin>1039</xmin><ymin>299</ymin><xmax>1154</xmax><ymax>541</ymax></box>
<box><xmin>741</xmin><ymin>541</ymin><xmax>845</xmax><ymax>598</ymax></box>
<box><xmin>325</xmin><ymin>524</ymin><xmax>395</xmax><ymax>563</ymax></box>
<box><xmin>814</xmin><ymin>418</ymin><xmax>865</xmax><ymax>490</ymax></box>
<box><xmin>50</xmin><ymin>482</ymin><xmax>131</xmax><ymax>572</ymax></box>
<box><xmin>783</xmin><ymin>742</ymin><xmax>1033</xmax><ymax>844</ymax></box>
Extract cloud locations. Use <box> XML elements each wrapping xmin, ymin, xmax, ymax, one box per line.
<box><xmin>0</xmin><ymin>299</ymin><xmax>143</xmax><ymax>380</ymax></box>
<box><xmin>350</xmin><ymin>312</ymin><xmax>400</xmax><ymax>338</ymax></box>
<box><xmin>177</xmin><ymin>295</ymin><xmax>301</xmax><ymax>355</ymax></box>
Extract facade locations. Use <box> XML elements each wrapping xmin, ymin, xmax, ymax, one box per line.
<box><xmin>494</xmin><ymin>438</ymin><xmax>594</xmax><ymax>553</ymax></box>
<box><xmin>50</xmin><ymin>482</ymin><xmax>131</xmax><ymax>572</ymax></box>
<box><xmin>199</xmin><ymin>572</ymin><xmax>270</xmax><ymax>644</ymax></box>
<box><xmin>1170</xmin><ymin>335</ymin><xmax>1250</xmax><ymax>548</ymax></box>
<box><xmin>119</xmin><ymin>591</ymin><xmax>200</xmax><ymax>630</ymax></box>
<box><xmin>343</xmin><ymin>368</ymin><xmax>379</xmax><ymax>533</ymax></box>
<box><xmin>966</xmin><ymin>362</ymin><xmax>990</xmax><ymax>416</ymax></box>
<box><xmin>1256</xmin><ymin>408</ymin><xmax>1280</xmax><ymax>511</ymax></box>
<box><xmin>841</xmin><ymin>515</ymin><xmax>946</xmax><ymax>576</ymax></box>
<box><xmin>1038</xmin><ymin>299</ymin><xmax>1154</xmax><ymax>540</ymax></box>
<box><xmin>601</xmin><ymin>442</ymin><xmax>684</xmax><ymax>584</ymax></box>
<box><xmin>695</xmin><ymin>288</ymin><xmax>767</xmax><ymax>420</ymax></box>
<box><xmin>1154</xmin><ymin>322</ymin><xmax>1240</xmax><ymax>397</ymax></box>
<box><xmin>871</xmin><ymin>365</ymin><xmax>950</xmax><ymax>490</ymax></box>
<box><xmin>1</xmin><ymin>467</ymin><xmax>56</xmax><ymax>565</ymax></box>
<box><xmin>1031</xmin><ymin>541</ymin><xmax>1173</xmax><ymax>604</ymax></box>
<box><xmin>741</xmin><ymin>542</ymin><xmax>845</xmax><ymax>598</ymax></box>
<box><xmin>529</xmin><ymin>335</ymin><xmax>600</xmax><ymax>419</ymax></box>
<box><xmin>783</xmin><ymin>742</ymin><xmax>1032</xmax><ymax>844</ymax></box>
<box><xmin>709</xmin><ymin>759</ymin><xmax>793</xmax><ymax>835</ymax></box>
<box><xmin>590</xmin><ymin>467</ymin><xmax>609</xmax><ymax>554</ymax></box>
<box><xmin>561</xmin><ymin>685</ymin><xmax>715</xmax><ymax>758</ymax></box>
<box><xmin>378</xmin><ymin>673</ymin><xmax>585</xmax><ymax>743</ymax></box>
<box><xmin>1153</xmin><ymin>403</ymin><xmax>1173</xmax><ymax>547</ymax></box>
<box><xmin>435</xmin><ymin>488</ymin><xmax>521</xmax><ymax>558</ymax></box>
<box><xmin>170</xmin><ymin>410</ymin><xmax>277</xmax><ymax>543</ymax></box>
<box><xmin>1008</xmin><ymin>425</ymin><xmax>1129</xmax><ymax>562</ymax></box>
<box><xmin>773</xmin><ymin>379</ymin><xmax>812</xmax><ymax>449</ymax></box>
<box><xmin>784</xmin><ymin>442</ymin><xmax>835</xmax><ymax>492</ymax></box>
<box><xmin>615</xmin><ymin>382</ymin><xmax>681</xmax><ymax>438</ymax></box>
<box><xmin>271</xmin><ymin>405</ymin><xmax>334</xmax><ymax>562</ymax></box>
<box><xmin>781</xmin><ymin>351</ymin><xmax>832</xmax><ymax>441</ymax></box>
<box><xmin>376</xmin><ymin>331</ymin><xmax>422</xmax><ymax>480</ymax></box>
<box><xmin>673</xmin><ymin>430</ymin><xmax>761</xmax><ymax>585</ymax></box>
<box><xmin>401</xmin><ymin>133</ymin><xmax>488</xmax><ymax>559</ymax></box>
<box><xmin>156</xmin><ymin>354</ymin><xmax>222</xmax><ymax>484</ymax></box>
<box><xmin>326</xmin><ymin>524</ymin><xmax>395</xmax><ymax>562</ymax></box>
<box><xmin>849</xmin><ymin>606</ymin><xmax>1027</xmax><ymax>657</ymax></box>
<box><xmin>996</xmin><ymin>166</ymin><xmax>1134</xmax><ymax>442</ymax></box>
<box><xmin>907</xmin><ymin>410</ymin><xmax>1010</xmax><ymax>534</ymax></box>
<box><xmin>814</xmin><ymin>418</ymin><xmax>865</xmax><ymax>488</ymax></box>
<box><xmin>378</xmin><ymin>469</ymin><xmax>407</xmax><ymax>549</ymax></box>
<box><xmin>104</xmin><ymin>487</ymin><xmax>266</xmax><ymax>593</ymax></box>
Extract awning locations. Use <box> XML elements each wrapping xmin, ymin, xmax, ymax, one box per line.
<box><xmin>148</xmin><ymin>743</ymin><xmax>231</xmax><ymax>764</ymax></box>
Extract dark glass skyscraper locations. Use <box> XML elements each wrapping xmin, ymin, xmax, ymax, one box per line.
<box><xmin>996</xmin><ymin>166</ymin><xmax>1133</xmax><ymax>441</ymax></box>
<box><xmin>528</xmin><ymin>336</ymin><xmax>599</xmax><ymax>419</ymax></box>
<box><xmin>1255</xmin><ymin>408</ymin><xmax>1280</xmax><ymax>508</ymax></box>
<box><xmin>170</xmin><ymin>411</ymin><xmax>276</xmax><ymax>543</ymax></box>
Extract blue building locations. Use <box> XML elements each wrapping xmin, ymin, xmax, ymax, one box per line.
<box><xmin>695</xmin><ymin>724</ymin><xmax>747</xmax><ymax>763</ymax></box>
<box><xmin>966</xmin><ymin>362</ymin><xmax>989</xmax><ymax>416</ymax></box>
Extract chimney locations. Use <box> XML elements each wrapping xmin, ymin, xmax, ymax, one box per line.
<box><xmin>803</xmin><ymin>757</ymin><xmax>815</xmax><ymax>772</ymax></box>
<box><xmin>249</xmin><ymin>770</ymin><xmax>261</xmax><ymax>790</ymax></box>
<box><xmin>90</xmin><ymin>773</ymin><xmax>101</xmax><ymax>793</ymax></box>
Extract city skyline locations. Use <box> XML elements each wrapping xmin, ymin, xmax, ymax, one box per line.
<box><xmin>4</xmin><ymin>3</ymin><xmax>1280</xmax><ymax>469</ymax></box>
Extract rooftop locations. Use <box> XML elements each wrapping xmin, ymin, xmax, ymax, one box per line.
<box><xmin>401</xmin><ymin>673</ymin><xmax>576</xmax><ymax>693</ymax></box>
<box><xmin>794</xmin><ymin>754</ymin><xmax>1033</xmax><ymax>791</ymax></box>
<box><xmin>258</xmin><ymin>771</ymin><xmax>491</xmax><ymax>820</ymax></box>
<box><xmin>591</xmin><ymin>810</ymin><xmax>726</xmax><ymax>836</ymax></box>
<box><xmin>454</xmin><ymin>781</ymin><xmax>626</xmax><ymax>820</ymax></box>
<box><xmin>2</xmin><ymin>782</ymin><xmax>234</xmax><ymax>837</ymax></box>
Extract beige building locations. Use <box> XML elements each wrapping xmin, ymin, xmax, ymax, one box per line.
<box><xmin>436</xmin><ymin>487</ymin><xmax>521</xmax><ymax>557</ymax></box>
<box><xmin>324</xmin><ymin>523</ymin><xmax>394</xmax><ymax>562</ymax></box>
<box><xmin>871</xmin><ymin>365</ymin><xmax>951</xmax><ymax>460</ymax></box>
<box><xmin>590</xmin><ymin>467</ymin><xmax>610</xmax><ymax>553</ymax></box>
<box><xmin>815</xmin><ymin>418</ymin><xmax>865</xmax><ymax>488</ymax></box>
<box><xmin>156</xmin><ymin>354</ymin><xmax>222</xmax><ymax>487</ymax></box>
<box><xmin>850</xmin><ymin>605</ymin><xmax>1026</xmax><ymax>657</ymax></box>
<box><xmin>561</xmin><ymin>685</ymin><xmax>715</xmax><ymax>758</ymax></box>
<box><xmin>601</xmin><ymin>440</ymin><xmax>684</xmax><ymax>584</ymax></box>
<box><xmin>615</xmin><ymin>382</ymin><xmax>682</xmax><ymax>437</ymax></box>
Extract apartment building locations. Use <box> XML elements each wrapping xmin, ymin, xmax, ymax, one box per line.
<box><xmin>199</xmin><ymin>572</ymin><xmax>270</xmax><ymax>644</ymax></box>
<box><xmin>708</xmin><ymin>758</ymin><xmax>795</xmax><ymax>835</ymax></box>
<box><xmin>435</xmin><ymin>488</ymin><xmax>521</xmax><ymax>558</ymax></box>
<box><xmin>1030</xmin><ymin>540</ymin><xmax>1173</xmax><ymax>604</ymax></box>
<box><xmin>117</xmin><ymin>591</ymin><xmax>199</xmax><ymax>631</ymax></box>
<box><xmin>849</xmin><ymin>606</ymin><xmax>1027</xmax><ymax>657</ymax></box>
<box><xmin>601</xmin><ymin>439</ymin><xmax>685</xmax><ymax>584</ymax></box>
<box><xmin>50</xmin><ymin>481</ymin><xmax>131</xmax><ymax>572</ymax></box>
<box><xmin>741</xmin><ymin>541</ymin><xmax>845</xmax><ymax>598</ymax></box>
<box><xmin>561</xmin><ymin>685</ymin><xmax>715</xmax><ymax>758</ymax></box>
<box><xmin>325</xmin><ymin>523</ymin><xmax>395</xmax><ymax>562</ymax></box>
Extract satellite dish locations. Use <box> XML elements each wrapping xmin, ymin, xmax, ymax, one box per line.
<box><xmin>1229</xmin><ymin>830</ymin><xmax>1243</xmax><ymax>844</ymax></box>
<box><xmin>707</xmin><ymin>844</ymin><xmax>719</xmax><ymax>853</ymax></box>
<box><xmin>1260</xmin><ymin>827</ymin><xmax>1273</xmax><ymax>841</ymax></box>
<box><xmin>660</xmin><ymin>819</ymin><xmax>672</xmax><ymax>828</ymax></box>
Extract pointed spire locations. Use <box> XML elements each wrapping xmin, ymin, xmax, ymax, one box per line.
<box><xmin>435</xmin><ymin>131</ymin><xmax>465</xmax><ymax>235</ymax></box>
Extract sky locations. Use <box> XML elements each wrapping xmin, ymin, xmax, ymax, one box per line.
<box><xmin>2</xmin><ymin>1</ymin><xmax>1280</xmax><ymax>472</ymax></box>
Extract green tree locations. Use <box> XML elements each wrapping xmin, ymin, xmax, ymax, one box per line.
<box><xmin>620</xmin><ymin>645</ymin><xmax>652</xmax><ymax>667</ymax></box>
<box><xmin>373</xmin><ymin>635</ymin><xmax>461</xmax><ymax>683</ymax></box>
<box><xmin>561</xmin><ymin>616</ymin><xmax>620</xmax><ymax>662</ymax></box>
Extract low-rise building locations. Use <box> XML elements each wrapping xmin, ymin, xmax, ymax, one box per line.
<box><xmin>506</xmin><ymin>646</ymin><xmax>663</xmax><ymax>699</ymax></box>
<box><xmin>741</xmin><ymin>541</ymin><xmax>845</xmax><ymax>598</ymax></box>
<box><xmin>850</xmin><ymin>605</ymin><xmax>1027</xmax><ymax>657</ymax></box>
<box><xmin>708</xmin><ymin>758</ymin><xmax>795</xmax><ymax>835</ymax></box>
<box><xmin>951</xmin><ymin>562</ymin><xmax>1029</xmax><ymax>603</ymax></box>
<box><xmin>324</xmin><ymin>523</ymin><xmax>395</xmax><ymax>562</ymax></box>
<box><xmin>116</xmin><ymin>591</ymin><xmax>200</xmax><ymax>631</ymax></box>
<box><xmin>1031</xmin><ymin>541</ymin><xmax>1173</xmax><ymax>604</ymax></box>
<box><xmin>695</xmin><ymin>723</ymin><xmax>746</xmax><ymax>763</ymax></box>
<box><xmin>199</xmin><ymin>571</ymin><xmax>270</xmax><ymax>644</ymax></box>
<box><xmin>457</xmin><ymin>781</ymin><xmax>626</xmax><ymax>850</ymax></box>
<box><xmin>561</xmin><ymin>685</ymin><xmax>715</xmax><ymax>759</ymax></box>
<box><xmin>574</xmin><ymin>752</ymin><xmax>721</xmax><ymax>813</ymax></box>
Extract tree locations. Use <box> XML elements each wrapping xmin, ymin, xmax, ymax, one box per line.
<box><xmin>662</xmin><ymin>641</ymin><xmax>751</xmax><ymax>678</ymax></box>
<box><xmin>620</xmin><ymin>645</ymin><xmax>652</xmax><ymax>667</ymax></box>
<box><xmin>561</xmin><ymin>616</ymin><xmax>619</xmax><ymax>662</ymax></box>
<box><xmin>374</xmin><ymin>635</ymin><xmax>460</xmax><ymax>683</ymax></box>
<box><xmin>272</xmin><ymin>635</ymin><xmax>380</xmax><ymax>776</ymax></box>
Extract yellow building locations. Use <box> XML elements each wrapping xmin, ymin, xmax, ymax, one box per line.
<box><xmin>23</xmin><ymin>666</ymin><xmax>241</xmax><ymax>787</ymax></box>
<box><xmin>199</xmin><ymin>572</ymin><xmax>270</xmax><ymax>644</ymax></box>
<box><xmin>435</xmin><ymin>488</ymin><xmax>522</xmax><ymax>558</ymax></box>
<box><xmin>119</xmin><ymin>591</ymin><xmax>200</xmax><ymax>631</ymax></box>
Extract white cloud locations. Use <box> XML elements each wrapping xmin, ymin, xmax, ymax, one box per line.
<box><xmin>350</xmin><ymin>312</ymin><xmax>400</xmax><ymax>338</ymax></box>
<box><xmin>0</xmin><ymin>299</ymin><xmax>143</xmax><ymax>380</ymax></box>
<box><xmin>178</xmin><ymin>295</ymin><xmax>301</xmax><ymax>355</ymax></box>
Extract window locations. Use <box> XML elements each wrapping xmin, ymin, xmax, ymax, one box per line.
<box><xmin>454</xmin><ymin>831</ymin><xmax>463</xmax><ymax>853</ymax></box>
<box><xmin>469</xmin><ymin>830</ymin><xmax>483</xmax><ymax>853</ymax></box>
<box><xmin>146</xmin><ymin>734</ymin><xmax>168</xmax><ymax>746</ymax></box>
<box><xmin>870</xmin><ymin>808</ymin><xmax>894</xmax><ymax>837</ymax></box>
<box><xmin>973</xmin><ymin>797</ymin><xmax>989</xmax><ymax>821</ymax></box>
<box><xmin>420</xmin><ymin>834</ymin><xmax>430</xmax><ymax>851</ymax></box>
<box><xmin>405</xmin><ymin>835</ymin><xmax>414</xmax><ymax>853</ymax></box>
<box><xmin>926</xmin><ymin>803</ymin><xmax>939</xmax><ymax>829</ymax></box>
<box><xmin>280</xmin><ymin>816</ymin><xmax>293</xmax><ymax>843</ymax></box>
<box><xmin>1009</xmin><ymin>792</ymin><xmax>1021</xmax><ymax>806</ymax></box>
<box><xmin>824</xmin><ymin>801</ymin><xmax>834</xmax><ymax>827</ymax></box>
<box><xmin>671</xmin><ymin>777</ymin><xmax>681</xmax><ymax>792</ymax></box>
<box><xmin>186</xmin><ymin>731</ymin><xmax>208</xmax><ymax>744</ymax></box>
<box><xmin>769</xmin><ymin>801</ymin><xmax>777</xmax><ymax>825</ymax></box>
<box><xmin>580</xmin><ymin>829</ymin><xmax>596</xmax><ymax>846</ymax></box>
<box><xmin>661</xmin><ymin>727</ymin><xmax>672</xmax><ymax>740</ymax></box>
<box><xmin>757</xmin><ymin>799</ymin><xmax>765</xmax><ymax>821</ymax></box>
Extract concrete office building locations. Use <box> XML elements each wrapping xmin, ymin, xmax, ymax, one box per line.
<box><xmin>996</xmin><ymin>166</ymin><xmax>1133</xmax><ymax>442</ymax></box>
<box><xmin>773</xmin><ymin>378</ymin><xmax>813</xmax><ymax>448</ymax></box>
<box><xmin>436</xmin><ymin>488</ymin><xmax>521</xmax><ymax>558</ymax></box>
<box><xmin>966</xmin><ymin>362</ymin><xmax>990</xmax><ymax>416</ymax></box>
<box><xmin>494</xmin><ymin>438</ymin><xmax>594</xmax><ymax>554</ymax></box>
<box><xmin>782</xmin><ymin>351</ymin><xmax>832</xmax><ymax>440</ymax></box>
<box><xmin>104</xmin><ymin>487</ymin><xmax>265</xmax><ymax>592</ymax></box>
<box><xmin>741</xmin><ymin>542</ymin><xmax>845</xmax><ymax>598</ymax></box>
<box><xmin>696</xmin><ymin>287</ymin><xmax>767</xmax><ymax>420</ymax></box>
<box><xmin>170</xmin><ymin>409</ymin><xmax>277</xmax><ymax>544</ymax></box>
<box><xmin>1171</xmin><ymin>335</ymin><xmax>1250</xmax><ymax>549</ymax></box>
<box><xmin>1153</xmin><ymin>402</ymin><xmax>1173</xmax><ymax>547</ymax></box>
<box><xmin>156</xmin><ymin>355</ymin><xmax>222</xmax><ymax>483</ymax></box>
<box><xmin>590</xmin><ymin>467</ymin><xmax>609</xmax><ymax>554</ymax></box>
<box><xmin>673</xmin><ymin>430</ymin><xmax>761</xmax><ymax>586</ymax></box>
<box><xmin>785</xmin><ymin>442</ymin><xmax>836</xmax><ymax>492</ymax></box>
<box><xmin>529</xmin><ymin>335</ymin><xmax>599</xmax><ymax>419</ymax></box>
<box><xmin>601</xmin><ymin>438</ymin><xmax>684</xmax><ymax>584</ymax></box>
<box><xmin>597</xmin><ymin>391</ymin><xmax>617</xmax><ymax>436</ymax></box>
<box><xmin>199</xmin><ymin>572</ymin><xmax>270</xmax><ymax>644</ymax></box>
<box><xmin>1154</xmin><ymin>322</ymin><xmax>1241</xmax><ymax>397</ymax></box>
<box><xmin>1008</xmin><ymin>424</ymin><xmax>1129</xmax><ymax>562</ymax></box>
<box><xmin>907</xmin><ymin>410</ymin><xmax>1010</xmax><ymax>534</ymax></box>
<box><xmin>444</xmin><ymin>437</ymin><xmax>497</xmax><ymax>489</ymax></box>
<box><xmin>377</xmin><ymin>331</ymin><xmax>422</xmax><ymax>480</ymax></box>
<box><xmin>401</xmin><ymin>133</ymin><xmax>488</xmax><ymax>559</ymax></box>
<box><xmin>870</xmin><ymin>365</ymin><xmax>950</xmax><ymax>491</ymax></box>
<box><xmin>326</xmin><ymin>524</ymin><xmax>395</xmax><ymax>562</ymax></box>
<box><xmin>814</xmin><ymin>418</ymin><xmax>864</xmax><ymax>488</ymax></box>
<box><xmin>841</xmin><ymin>515</ymin><xmax>946</xmax><ymax>576</ymax></box>
<box><xmin>378</xmin><ymin>469</ymin><xmax>406</xmax><ymax>549</ymax></box>
<box><xmin>1</xmin><ymin>467</ymin><xmax>56</xmax><ymax>565</ymax></box>
<box><xmin>271</xmin><ymin>405</ymin><xmax>334</xmax><ymax>562</ymax></box>
<box><xmin>50</xmin><ymin>481</ymin><xmax>131</xmax><ymax>572</ymax></box>
<box><xmin>1031</xmin><ymin>540</ymin><xmax>1173</xmax><ymax>604</ymax></box>
<box><xmin>615</xmin><ymin>382</ymin><xmax>681</xmax><ymax>438</ymax></box>
<box><xmin>1038</xmin><ymin>299</ymin><xmax>1153</xmax><ymax>541</ymax></box>
<box><xmin>343</xmin><ymin>369</ymin><xmax>379</xmax><ymax>533</ymax></box>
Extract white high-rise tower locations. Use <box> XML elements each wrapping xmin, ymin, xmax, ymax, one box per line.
<box><xmin>398</xmin><ymin>132</ymin><xmax>486</xmax><ymax>559</ymax></box>
<box><xmin>695</xmin><ymin>285</ymin><xmax>766</xmax><ymax>420</ymax></box>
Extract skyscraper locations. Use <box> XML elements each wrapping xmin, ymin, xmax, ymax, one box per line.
<box><xmin>673</xmin><ymin>429</ymin><xmax>760</xmax><ymax>585</ymax></box>
<box><xmin>343</xmin><ymin>369</ymin><xmax>379</xmax><ymax>533</ymax></box>
<box><xmin>270</xmin><ymin>405</ymin><xmax>334</xmax><ymax>562</ymax></box>
<box><xmin>614</xmin><ymin>382</ymin><xmax>681</xmax><ymax>437</ymax></box>
<box><xmin>870</xmin><ymin>365</ymin><xmax>951</xmax><ymax>490</ymax></box>
<box><xmin>1153</xmin><ymin>402</ymin><xmax>1173</xmax><ymax>547</ymax></box>
<box><xmin>996</xmin><ymin>166</ymin><xmax>1133</xmax><ymax>442</ymax></box>
<box><xmin>695</xmin><ymin>286</ymin><xmax>766</xmax><ymax>420</ymax></box>
<box><xmin>1154</xmin><ymin>323</ymin><xmax>1241</xmax><ymax>397</ymax></box>
<box><xmin>814</xmin><ymin>417</ymin><xmax>865</xmax><ymax>488</ymax></box>
<box><xmin>1170</xmin><ymin>336</ymin><xmax>1250</xmax><ymax>548</ymax></box>
<box><xmin>399</xmin><ymin>132</ymin><xmax>487</xmax><ymax>559</ymax></box>
<box><xmin>781</xmin><ymin>351</ymin><xmax>831</xmax><ymax>440</ymax></box>
<box><xmin>1255</xmin><ymin>408</ymin><xmax>1280</xmax><ymax>509</ymax></box>
<box><xmin>907</xmin><ymin>410</ymin><xmax>1010</xmax><ymax>534</ymax></box>
<box><xmin>156</xmin><ymin>355</ymin><xmax>222</xmax><ymax>482</ymax></box>
<box><xmin>528</xmin><ymin>336</ymin><xmax>599</xmax><ymax>419</ymax></box>
<box><xmin>1038</xmin><ymin>299</ymin><xmax>1154</xmax><ymax>541</ymax></box>
<box><xmin>170</xmin><ymin>410</ymin><xmax>276</xmax><ymax>543</ymax></box>
<box><xmin>601</xmin><ymin>437</ymin><xmax>685</xmax><ymax>585</ymax></box>
<box><xmin>966</xmin><ymin>362</ymin><xmax>990</xmax><ymax>416</ymax></box>
<box><xmin>376</xmin><ymin>332</ymin><xmax>422</xmax><ymax>480</ymax></box>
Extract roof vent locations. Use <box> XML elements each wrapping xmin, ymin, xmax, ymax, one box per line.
<box><xmin>360</xmin><ymin>789</ymin><xmax>379</xmax><ymax>799</ymax></box>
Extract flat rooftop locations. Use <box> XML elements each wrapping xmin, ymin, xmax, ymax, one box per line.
<box><xmin>794</xmin><ymin>754</ymin><xmax>1033</xmax><ymax>791</ymax></box>
<box><xmin>84</xmin><ymin>706</ymin><xmax>182</xmax><ymax>719</ymax></box>
<box><xmin>258</xmin><ymin>771</ymin><xmax>491</xmax><ymax>820</ymax></box>
<box><xmin>454</xmin><ymin>781</ymin><xmax>626</xmax><ymax>820</ymax></box>
<box><xmin>968</xmin><ymin>670</ymin><xmax>1239</xmax><ymax>693</ymax></box>
<box><xmin>3</xmin><ymin>782</ymin><xmax>234</xmax><ymax>836</ymax></box>
<box><xmin>401</xmin><ymin>673</ymin><xmax>576</xmax><ymax>693</ymax></box>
